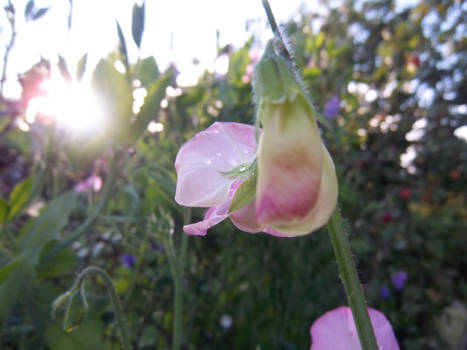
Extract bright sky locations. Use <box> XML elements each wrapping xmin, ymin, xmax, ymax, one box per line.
<box><xmin>1</xmin><ymin>0</ymin><xmax>312</xmax><ymax>97</ymax></box>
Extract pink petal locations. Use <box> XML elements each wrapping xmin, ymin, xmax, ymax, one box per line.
<box><xmin>310</xmin><ymin>306</ymin><xmax>400</xmax><ymax>350</ymax></box>
<box><xmin>183</xmin><ymin>203</ymin><xmax>230</xmax><ymax>236</ymax></box>
<box><xmin>175</xmin><ymin>122</ymin><xmax>256</xmax><ymax>207</ymax></box>
<box><xmin>256</xmin><ymin>98</ymin><xmax>323</xmax><ymax>230</ymax></box>
<box><xmin>269</xmin><ymin>146</ymin><xmax>338</xmax><ymax>236</ymax></box>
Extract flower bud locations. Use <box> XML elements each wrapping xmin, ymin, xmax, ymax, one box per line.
<box><xmin>253</xmin><ymin>41</ymin><xmax>338</xmax><ymax>235</ymax></box>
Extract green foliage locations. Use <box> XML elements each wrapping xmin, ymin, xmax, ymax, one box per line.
<box><xmin>0</xmin><ymin>0</ymin><xmax>465</xmax><ymax>349</ymax></box>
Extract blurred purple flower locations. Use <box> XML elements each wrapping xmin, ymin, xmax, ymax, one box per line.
<box><xmin>121</xmin><ymin>253</ymin><xmax>136</xmax><ymax>268</ymax></box>
<box><xmin>379</xmin><ymin>285</ymin><xmax>391</xmax><ymax>299</ymax></box>
<box><xmin>323</xmin><ymin>95</ymin><xmax>340</xmax><ymax>119</ymax></box>
<box><xmin>74</xmin><ymin>174</ymin><xmax>102</xmax><ymax>193</ymax></box>
<box><xmin>392</xmin><ymin>271</ymin><xmax>408</xmax><ymax>291</ymax></box>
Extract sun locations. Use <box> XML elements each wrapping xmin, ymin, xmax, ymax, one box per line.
<box><xmin>26</xmin><ymin>78</ymin><xmax>105</xmax><ymax>135</ymax></box>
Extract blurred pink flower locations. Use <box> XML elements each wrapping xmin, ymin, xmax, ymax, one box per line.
<box><xmin>74</xmin><ymin>174</ymin><xmax>102</xmax><ymax>193</ymax></box>
<box><xmin>310</xmin><ymin>306</ymin><xmax>400</xmax><ymax>350</ymax></box>
<box><xmin>174</xmin><ymin>122</ymin><xmax>288</xmax><ymax>237</ymax></box>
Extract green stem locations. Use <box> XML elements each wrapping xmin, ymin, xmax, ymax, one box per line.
<box><xmin>172</xmin><ymin>208</ymin><xmax>191</xmax><ymax>350</ymax></box>
<box><xmin>73</xmin><ymin>266</ymin><xmax>132</xmax><ymax>350</ymax></box>
<box><xmin>42</xmin><ymin>150</ymin><xmax>122</xmax><ymax>262</ymax></box>
<box><xmin>261</xmin><ymin>0</ymin><xmax>294</xmax><ymax>64</ymax></box>
<box><xmin>327</xmin><ymin>208</ymin><xmax>378</xmax><ymax>350</ymax></box>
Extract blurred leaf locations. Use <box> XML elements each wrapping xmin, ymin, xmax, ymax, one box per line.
<box><xmin>0</xmin><ymin>199</ymin><xmax>8</xmax><ymax>223</ymax></box>
<box><xmin>128</xmin><ymin>69</ymin><xmax>173</xmax><ymax>145</ymax></box>
<box><xmin>37</xmin><ymin>244</ymin><xmax>77</xmax><ymax>279</ymax></box>
<box><xmin>115</xmin><ymin>21</ymin><xmax>129</xmax><ymax>68</ymax></box>
<box><xmin>0</xmin><ymin>259</ymin><xmax>27</xmax><ymax>320</ymax></box>
<box><xmin>8</xmin><ymin>177</ymin><xmax>33</xmax><ymax>220</ymax></box>
<box><xmin>58</xmin><ymin>55</ymin><xmax>72</xmax><ymax>83</ymax></box>
<box><xmin>227</xmin><ymin>38</ymin><xmax>252</xmax><ymax>84</ymax></box>
<box><xmin>0</xmin><ymin>258</ymin><xmax>24</xmax><ymax>284</ymax></box>
<box><xmin>91</xmin><ymin>59</ymin><xmax>133</xmax><ymax>142</ymax></box>
<box><xmin>137</xmin><ymin>56</ymin><xmax>159</xmax><ymax>87</ymax></box>
<box><xmin>18</xmin><ymin>192</ymin><xmax>77</xmax><ymax>265</ymax></box>
<box><xmin>32</xmin><ymin>7</ymin><xmax>50</xmax><ymax>21</ymax></box>
<box><xmin>76</xmin><ymin>53</ymin><xmax>87</xmax><ymax>82</ymax></box>
<box><xmin>315</xmin><ymin>32</ymin><xmax>325</xmax><ymax>49</ymax></box>
<box><xmin>229</xmin><ymin>173</ymin><xmax>256</xmax><ymax>213</ymax></box>
<box><xmin>24</xmin><ymin>0</ymin><xmax>35</xmax><ymax>19</ymax></box>
<box><xmin>131</xmin><ymin>1</ymin><xmax>145</xmax><ymax>48</ymax></box>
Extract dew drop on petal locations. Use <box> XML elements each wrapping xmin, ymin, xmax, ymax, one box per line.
<box><xmin>204</xmin><ymin>158</ymin><xmax>212</xmax><ymax>165</ymax></box>
<box><xmin>228</xmin><ymin>159</ymin><xmax>238</xmax><ymax>167</ymax></box>
<box><xmin>216</xmin><ymin>152</ymin><xmax>222</xmax><ymax>157</ymax></box>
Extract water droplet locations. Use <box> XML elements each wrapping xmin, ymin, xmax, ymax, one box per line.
<box><xmin>216</xmin><ymin>152</ymin><xmax>222</xmax><ymax>157</ymax></box>
<box><xmin>239</xmin><ymin>166</ymin><xmax>246</xmax><ymax>171</ymax></box>
<box><xmin>243</xmin><ymin>149</ymin><xmax>250</xmax><ymax>154</ymax></box>
<box><xmin>204</xmin><ymin>158</ymin><xmax>212</xmax><ymax>165</ymax></box>
<box><xmin>228</xmin><ymin>159</ymin><xmax>238</xmax><ymax>166</ymax></box>
<box><xmin>213</xmin><ymin>129</ymin><xmax>220</xmax><ymax>134</ymax></box>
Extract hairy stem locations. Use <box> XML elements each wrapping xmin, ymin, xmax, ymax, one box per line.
<box><xmin>72</xmin><ymin>266</ymin><xmax>132</xmax><ymax>350</ymax></box>
<box><xmin>327</xmin><ymin>208</ymin><xmax>378</xmax><ymax>350</ymax></box>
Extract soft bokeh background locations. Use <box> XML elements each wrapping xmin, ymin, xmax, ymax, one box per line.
<box><xmin>0</xmin><ymin>0</ymin><xmax>466</xmax><ymax>349</ymax></box>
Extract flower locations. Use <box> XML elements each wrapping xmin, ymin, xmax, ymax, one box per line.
<box><xmin>391</xmin><ymin>271</ymin><xmax>408</xmax><ymax>291</ymax></box>
<box><xmin>310</xmin><ymin>306</ymin><xmax>400</xmax><ymax>350</ymax></box>
<box><xmin>399</xmin><ymin>188</ymin><xmax>411</xmax><ymax>199</ymax></box>
<box><xmin>379</xmin><ymin>285</ymin><xmax>391</xmax><ymax>300</ymax></box>
<box><xmin>253</xmin><ymin>42</ymin><xmax>338</xmax><ymax>235</ymax></box>
<box><xmin>323</xmin><ymin>95</ymin><xmax>340</xmax><ymax>119</ymax></box>
<box><xmin>74</xmin><ymin>174</ymin><xmax>103</xmax><ymax>193</ymax></box>
<box><xmin>121</xmin><ymin>253</ymin><xmax>136</xmax><ymax>268</ymax></box>
<box><xmin>175</xmin><ymin>122</ymin><xmax>286</xmax><ymax>236</ymax></box>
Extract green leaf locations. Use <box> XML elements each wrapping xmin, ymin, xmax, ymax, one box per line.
<box><xmin>0</xmin><ymin>259</ymin><xmax>27</xmax><ymax>320</ymax></box>
<box><xmin>0</xmin><ymin>199</ymin><xmax>8</xmax><ymax>223</ymax></box>
<box><xmin>115</xmin><ymin>21</ymin><xmax>129</xmax><ymax>68</ymax></box>
<box><xmin>91</xmin><ymin>59</ymin><xmax>133</xmax><ymax>142</ymax></box>
<box><xmin>76</xmin><ymin>53</ymin><xmax>87</xmax><ymax>82</ymax></box>
<box><xmin>0</xmin><ymin>258</ymin><xmax>24</xmax><ymax>284</ymax></box>
<box><xmin>315</xmin><ymin>32</ymin><xmax>325</xmax><ymax>49</ymax></box>
<box><xmin>131</xmin><ymin>1</ymin><xmax>145</xmax><ymax>48</ymax></box>
<box><xmin>8</xmin><ymin>177</ymin><xmax>33</xmax><ymax>220</ymax></box>
<box><xmin>128</xmin><ymin>69</ymin><xmax>173</xmax><ymax>145</ymax></box>
<box><xmin>229</xmin><ymin>173</ymin><xmax>256</xmax><ymax>213</ymax></box>
<box><xmin>137</xmin><ymin>56</ymin><xmax>159</xmax><ymax>87</ymax></box>
<box><xmin>18</xmin><ymin>192</ymin><xmax>77</xmax><ymax>265</ymax></box>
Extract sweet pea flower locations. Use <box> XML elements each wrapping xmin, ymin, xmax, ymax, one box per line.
<box><xmin>253</xmin><ymin>41</ymin><xmax>338</xmax><ymax>235</ymax></box>
<box><xmin>391</xmin><ymin>271</ymin><xmax>408</xmax><ymax>291</ymax></box>
<box><xmin>310</xmin><ymin>306</ymin><xmax>400</xmax><ymax>350</ymax></box>
<box><xmin>174</xmin><ymin>122</ymin><xmax>288</xmax><ymax>236</ymax></box>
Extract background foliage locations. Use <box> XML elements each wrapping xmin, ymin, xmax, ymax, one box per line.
<box><xmin>0</xmin><ymin>0</ymin><xmax>466</xmax><ymax>349</ymax></box>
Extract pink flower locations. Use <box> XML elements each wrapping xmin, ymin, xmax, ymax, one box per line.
<box><xmin>310</xmin><ymin>306</ymin><xmax>400</xmax><ymax>350</ymax></box>
<box><xmin>175</xmin><ymin>122</ymin><xmax>288</xmax><ymax>237</ymax></box>
<box><xmin>74</xmin><ymin>174</ymin><xmax>102</xmax><ymax>193</ymax></box>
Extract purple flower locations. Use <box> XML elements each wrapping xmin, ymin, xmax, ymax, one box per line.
<box><xmin>121</xmin><ymin>253</ymin><xmax>136</xmax><ymax>268</ymax></box>
<box><xmin>392</xmin><ymin>271</ymin><xmax>408</xmax><ymax>291</ymax></box>
<box><xmin>310</xmin><ymin>306</ymin><xmax>400</xmax><ymax>350</ymax></box>
<box><xmin>323</xmin><ymin>95</ymin><xmax>340</xmax><ymax>119</ymax></box>
<box><xmin>379</xmin><ymin>285</ymin><xmax>391</xmax><ymax>299</ymax></box>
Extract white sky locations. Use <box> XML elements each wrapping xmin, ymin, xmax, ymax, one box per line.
<box><xmin>1</xmin><ymin>0</ymin><xmax>311</xmax><ymax>96</ymax></box>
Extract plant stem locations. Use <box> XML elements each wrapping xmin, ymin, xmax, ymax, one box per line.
<box><xmin>73</xmin><ymin>266</ymin><xmax>132</xmax><ymax>350</ymax></box>
<box><xmin>327</xmin><ymin>208</ymin><xmax>378</xmax><ymax>350</ymax></box>
<box><xmin>261</xmin><ymin>0</ymin><xmax>294</xmax><ymax>64</ymax></box>
<box><xmin>172</xmin><ymin>208</ymin><xmax>191</xmax><ymax>350</ymax></box>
